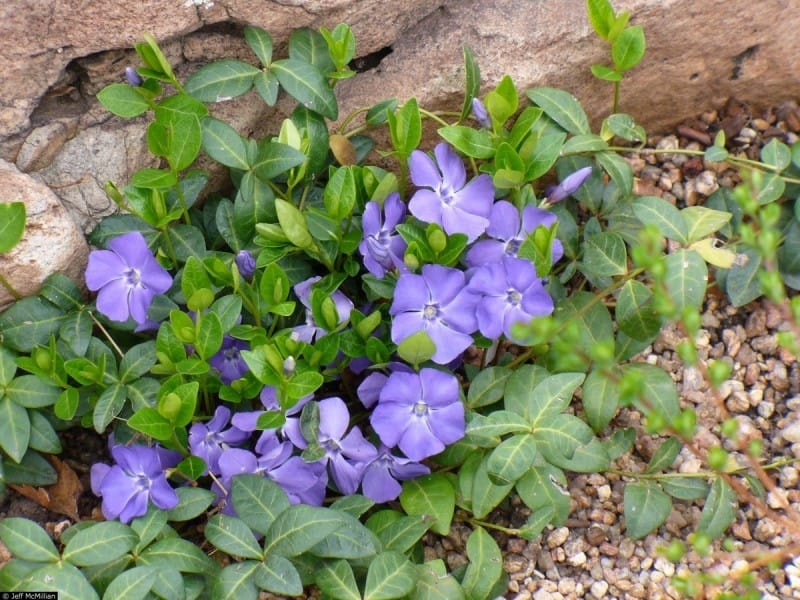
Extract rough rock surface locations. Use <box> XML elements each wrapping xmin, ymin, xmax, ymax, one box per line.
<box><xmin>0</xmin><ymin>160</ymin><xmax>89</xmax><ymax>310</ymax></box>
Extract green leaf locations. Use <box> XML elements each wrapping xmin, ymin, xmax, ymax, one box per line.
<box><xmin>467</xmin><ymin>366</ymin><xmax>512</xmax><ymax>409</ymax></box>
<box><xmin>587</xmin><ymin>0</ymin><xmax>615</xmax><ymax>39</ymax></box>
<box><xmin>251</xmin><ymin>140</ymin><xmax>306</xmax><ymax>181</ymax></box>
<box><xmin>59</xmin><ymin>311</ymin><xmax>93</xmax><ymax>357</ymax></box>
<box><xmin>275</xmin><ymin>198</ymin><xmax>314</xmax><ymax>250</ymax></box>
<box><xmin>534</xmin><ymin>413</ymin><xmax>595</xmax><ymax>463</ymax></box>
<box><xmin>399</xmin><ymin>473</ymin><xmax>455</xmax><ymax>536</ymax></box>
<box><xmin>330</xmin><ymin>494</ymin><xmax>375</xmax><ymax>518</ymax></box>
<box><xmin>309</xmin><ymin>509</ymin><xmax>380</xmax><ymax>560</ymax></box>
<box><xmin>119</xmin><ymin>341</ymin><xmax>157</xmax><ymax>383</ymax></box>
<box><xmin>262</xmin><ymin>505</ymin><xmax>343</xmax><ymax>557</ymax></box>
<box><xmin>561</xmin><ymin>133</ymin><xmax>608</xmax><ymax>154</ymax></box>
<box><xmin>582</xmin><ymin>367</ymin><xmax>620</xmax><ymax>433</ymax></box>
<box><xmin>602</xmin><ymin>113</ymin><xmax>646</xmax><ymax>142</ymax></box>
<box><xmin>615</xmin><ymin>279</ymin><xmax>662</xmax><ymax>342</ymax></box>
<box><xmin>502</xmin><ymin>364</ymin><xmax>549</xmax><ymax>421</ymax></box>
<box><xmin>93</xmin><ymin>383</ymin><xmax>127</xmax><ymax>433</ymax></box>
<box><xmin>289</xmin><ymin>27</ymin><xmax>335</xmax><ymax>72</ymax></box>
<box><xmin>62</xmin><ymin>521</ymin><xmax>137</xmax><ymax>567</ymax></box>
<box><xmin>6</xmin><ymin>375</ymin><xmax>59</xmax><ymax>408</ymax></box>
<box><xmin>470</xmin><ymin>454</ymin><xmax>514</xmax><ymax>519</ymax></box>
<box><xmin>681</xmin><ymin>206</ymin><xmax>732</xmax><ymax>243</ymax></box>
<box><xmin>760</xmin><ymin>138</ymin><xmax>792</xmax><ymax>171</ymax></box>
<box><xmin>0</xmin><ymin>201</ymin><xmax>26</xmax><ymax>253</ymax></box>
<box><xmin>663</xmin><ymin>249</ymin><xmax>708</xmax><ymax>313</ymax></box>
<box><xmin>522</xmin><ymin>132</ymin><xmax>566</xmax><ymax>180</ymax></box>
<box><xmin>396</xmin><ymin>329</ymin><xmax>436</xmax><ymax>366</ymax></box>
<box><xmin>97</xmin><ymin>83</ymin><xmax>151</xmax><ymax>118</ymax></box>
<box><xmin>0</xmin><ymin>347</ymin><xmax>15</xmax><ymax>386</ymax></box>
<box><xmin>245</xmin><ymin>26</ymin><xmax>273</xmax><ymax>66</ymax></box>
<box><xmin>367</xmin><ymin>511</ymin><xmax>430</xmax><ymax>554</ymax></box>
<box><xmin>462</xmin><ymin>527</ymin><xmax>503</xmax><ymax>600</ymax></box>
<box><xmin>460</xmin><ymin>45</ymin><xmax>481</xmax><ymax>122</ymax></box>
<box><xmin>0</xmin><ymin>518</ymin><xmax>60</xmax><ymax>562</ymax></box>
<box><xmin>526</xmin><ymin>87</ymin><xmax>590</xmax><ymax>135</ymax></box>
<box><xmin>754</xmin><ymin>172</ymin><xmax>785</xmax><ymax>204</ymax></box>
<box><xmin>590</xmin><ymin>64</ymin><xmax>623</xmax><ymax>82</ymax></box>
<box><xmin>645</xmin><ymin>437</ymin><xmax>681</xmax><ymax>473</ymax></box>
<box><xmin>698</xmin><ymin>477</ymin><xmax>737</xmax><ymax>539</ymax></box>
<box><xmin>611</xmin><ymin>25</ymin><xmax>646</xmax><ymax>71</ymax></box>
<box><xmin>582</xmin><ymin>231</ymin><xmax>627</xmax><ymax>276</ymax></box>
<box><xmin>2</xmin><ymin>450</ymin><xmax>57</xmax><ymax>486</ymax></box>
<box><xmin>271</xmin><ymin>58</ymin><xmax>338</xmax><ymax>119</ymax></box>
<box><xmin>254</xmin><ymin>69</ymin><xmax>279</xmax><ymax>105</ymax></box>
<box><xmin>0</xmin><ymin>296</ymin><xmax>64</xmax><ymax>353</ymax></box>
<box><xmin>255</xmin><ymin>554</ymin><xmax>302</xmax><ymax>596</ymax></box>
<box><xmin>596</xmin><ymin>151</ymin><xmax>633</xmax><ymax>197</ymax></box>
<box><xmin>486</xmin><ymin>434</ymin><xmax>538</xmax><ymax>486</ymax></box>
<box><xmin>623</xmin><ymin>482</ymin><xmax>672</xmax><ymax>539</ymax></box>
<box><xmin>364</xmin><ymin>551</ymin><xmax>417</xmax><ymax>600</ymax></box>
<box><xmin>167</xmin><ymin>223</ymin><xmax>206</xmax><ymax>262</ymax></box>
<box><xmin>704</xmin><ymin>145</ymin><xmax>729</xmax><ymax>162</ymax></box>
<box><xmin>206</xmin><ymin>514</ymin><xmax>263</xmax><ymax>560</ymax></box>
<box><xmin>138</xmin><ymin>538</ymin><xmax>215</xmax><ymax>574</ymax></box>
<box><xmin>723</xmin><ymin>246</ymin><xmax>762</xmax><ymax>307</ymax></box>
<box><xmin>661</xmin><ymin>476</ymin><xmax>710</xmax><ymax>501</ymax></box>
<box><xmin>213</xmin><ymin>561</ymin><xmax>259</xmax><ymax>600</ymax></box>
<box><xmin>632</xmin><ymin>196</ymin><xmax>688</xmax><ymax>243</ymax></box>
<box><xmin>131</xmin><ymin>506</ymin><xmax>169</xmax><ymax>551</ymax></box>
<box><xmin>316</xmin><ymin>559</ymin><xmax>360</xmax><ymax>600</ymax></box>
<box><xmin>201</xmin><ymin>116</ymin><xmax>250</xmax><ymax>170</ymax></box>
<box><xmin>166</xmin><ymin>487</ymin><xmax>216</xmax><ymax>521</ymax></box>
<box><xmin>127</xmin><ymin>407</ymin><xmax>173</xmax><ymax>441</ymax></box>
<box><xmin>558</xmin><ymin>438</ymin><xmax>611</xmax><ymax>472</ymax></box>
<box><xmin>388</xmin><ymin>97</ymin><xmax>422</xmax><ymax>157</ymax></box>
<box><xmin>623</xmin><ymin>362</ymin><xmax>680</xmax><ymax>421</ymax></box>
<box><xmin>412</xmin><ymin>559</ymin><xmax>466</xmax><ymax>600</ymax></box>
<box><xmin>18</xmin><ymin>561</ymin><xmax>99</xmax><ymax>600</ymax></box>
<box><xmin>437</xmin><ymin>126</ymin><xmax>495</xmax><ymax>159</ymax></box>
<box><xmin>185</xmin><ymin>59</ymin><xmax>259</xmax><ymax>102</ymax></box>
<box><xmin>528</xmin><ymin>372</ymin><xmax>586</xmax><ymax>426</ymax></box>
<box><xmin>28</xmin><ymin>411</ymin><xmax>62</xmax><ymax>454</ymax></box>
<box><xmin>0</xmin><ymin>396</ymin><xmax>30</xmax><ymax>463</ymax></box>
<box><xmin>130</xmin><ymin>168</ymin><xmax>177</xmax><ymax>189</ymax></box>
<box><xmin>103</xmin><ymin>566</ymin><xmax>158</xmax><ymax>600</ymax></box>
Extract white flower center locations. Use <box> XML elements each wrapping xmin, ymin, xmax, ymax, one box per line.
<box><xmin>507</xmin><ymin>289</ymin><xmax>522</xmax><ymax>306</ymax></box>
<box><xmin>125</xmin><ymin>267</ymin><xmax>142</xmax><ymax>287</ymax></box>
<box><xmin>412</xmin><ymin>401</ymin><xmax>429</xmax><ymax>416</ymax></box>
<box><xmin>423</xmin><ymin>303</ymin><xmax>439</xmax><ymax>319</ymax></box>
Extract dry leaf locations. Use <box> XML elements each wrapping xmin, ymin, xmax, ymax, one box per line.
<box><xmin>9</xmin><ymin>456</ymin><xmax>83</xmax><ymax>520</ymax></box>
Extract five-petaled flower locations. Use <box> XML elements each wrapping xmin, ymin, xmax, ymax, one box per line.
<box><xmin>370</xmin><ymin>368</ymin><xmax>465</xmax><ymax>461</ymax></box>
<box><xmin>408</xmin><ymin>143</ymin><xmax>494</xmax><ymax>242</ymax></box>
<box><xmin>467</xmin><ymin>256</ymin><xmax>554</xmax><ymax>342</ymax></box>
<box><xmin>466</xmin><ymin>200</ymin><xmax>564</xmax><ymax>268</ymax></box>
<box><xmin>188</xmin><ymin>405</ymin><xmax>250</xmax><ymax>474</ymax></box>
<box><xmin>359</xmin><ymin>192</ymin><xmax>408</xmax><ymax>278</ymax></box>
<box><xmin>90</xmin><ymin>443</ymin><xmax>180</xmax><ymax>523</ymax></box>
<box><xmin>85</xmin><ymin>231</ymin><xmax>172</xmax><ymax>324</ymax></box>
<box><xmin>361</xmin><ymin>444</ymin><xmax>430</xmax><ymax>503</ymax></box>
<box><xmin>209</xmin><ymin>335</ymin><xmax>250</xmax><ymax>384</ymax></box>
<box><xmin>390</xmin><ymin>264</ymin><xmax>477</xmax><ymax>365</ymax></box>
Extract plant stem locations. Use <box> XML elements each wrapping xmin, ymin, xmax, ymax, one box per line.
<box><xmin>87</xmin><ymin>310</ymin><xmax>125</xmax><ymax>358</ymax></box>
<box><xmin>0</xmin><ymin>272</ymin><xmax>21</xmax><ymax>300</ymax></box>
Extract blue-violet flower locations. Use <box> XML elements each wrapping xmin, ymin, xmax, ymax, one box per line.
<box><xmin>546</xmin><ymin>166</ymin><xmax>593</xmax><ymax>203</ymax></box>
<box><xmin>188</xmin><ymin>405</ymin><xmax>250</xmax><ymax>474</ymax></box>
<box><xmin>358</xmin><ymin>192</ymin><xmax>408</xmax><ymax>278</ymax></box>
<box><xmin>292</xmin><ymin>276</ymin><xmax>354</xmax><ymax>343</ymax></box>
<box><xmin>235</xmin><ymin>250</ymin><xmax>256</xmax><ymax>279</ymax></box>
<box><xmin>209</xmin><ymin>335</ymin><xmax>250</xmax><ymax>384</ymax></box>
<box><xmin>361</xmin><ymin>444</ymin><xmax>430</xmax><ymax>503</ymax></box>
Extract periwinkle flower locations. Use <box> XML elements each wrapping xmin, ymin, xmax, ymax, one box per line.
<box><xmin>408</xmin><ymin>143</ymin><xmax>494</xmax><ymax>242</ymax></box>
<box><xmin>370</xmin><ymin>368</ymin><xmax>465</xmax><ymax>461</ymax></box>
<box><xmin>361</xmin><ymin>445</ymin><xmax>430</xmax><ymax>503</ymax></box>
<box><xmin>231</xmin><ymin>385</ymin><xmax>312</xmax><ymax>432</ymax></box>
<box><xmin>125</xmin><ymin>66</ymin><xmax>143</xmax><ymax>86</ymax></box>
<box><xmin>188</xmin><ymin>405</ymin><xmax>250</xmax><ymax>474</ymax></box>
<box><xmin>467</xmin><ymin>256</ymin><xmax>554</xmax><ymax>342</ymax></box>
<box><xmin>209</xmin><ymin>335</ymin><xmax>250</xmax><ymax>384</ymax></box>
<box><xmin>85</xmin><ymin>231</ymin><xmax>172</xmax><ymax>324</ymax></box>
<box><xmin>465</xmin><ymin>200</ymin><xmax>564</xmax><ymax>268</ymax></box>
<box><xmin>471</xmin><ymin>97</ymin><xmax>491</xmax><ymax>129</ymax></box>
<box><xmin>546</xmin><ymin>166</ymin><xmax>593</xmax><ymax>203</ymax></box>
<box><xmin>292</xmin><ymin>276</ymin><xmax>354</xmax><ymax>343</ymax></box>
<box><xmin>235</xmin><ymin>250</ymin><xmax>256</xmax><ymax>279</ymax></box>
<box><xmin>284</xmin><ymin>397</ymin><xmax>378</xmax><ymax>495</ymax></box>
<box><xmin>356</xmin><ymin>362</ymin><xmax>414</xmax><ymax>409</ymax></box>
<box><xmin>90</xmin><ymin>444</ymin><xmax>180</xmax><ymax>523</ymax></box>
<box><xmin>358</xmin><ymin>192</ymin><xmax>408</xmax><ymax>278</ymax></box>
<box><xmin>389</xmin><ymin>264</ymin><xmax>477</xmax><ymax>365</ymax></box>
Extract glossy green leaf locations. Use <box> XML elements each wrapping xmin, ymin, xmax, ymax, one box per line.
<box><xmin>587</xmin><ymin>0</ymin><xmax>615</xmax><ymax>39</ymax></box>
<box><xmin>755</xmin><ymin>172</ymin><xmax>785</xmax><ymax>204</ymax></box>
<box><xmin>663</xmin><ymin>249</ymin><xmax>708</xmax><ymax>313</ymax></box>
<box><xmin>138</xmin><ymin>538</ymin><xmax>216</xmax><ymax>574</ymax></box>
<box><xmin>251</xmin><ymin>140</ymin><xmax>306</xmax><ymax>181</ymax></box>
<box><xmin>661</xmin><ymin>476</ymin><xmax>710</xmax><ymax>501</ymax></box>
<box><xmin>462</xmin><ymin>526</ymin><xmax>504</xmax><ymax>600</ymax></box>
<box><xmin>623</xmin><ymin>482</ymin><xmax>672</xmax><ymax>539</ymax></box>
<box><xmin>624</xmin><ymin>362</ymin><xmax>680</xmax><ymax>421</ymax></box>
<box><xmin>0</xmin><ymin>296</ymin><xmax>64</xmax><ymax>353</ymax></box>
<box><xmin>466</xmin><ymin>366</ymin><xmax>512</xmax><ymax>409</ymax></box>
<box><xmin>128</xmin><ymin>407</ymin><xmax>173</xmax><ymax>441</ymax></box>
<box><xmin>364</xmin><ymin>551</ymin><xmax>416</xmax><ymax>600</ymax></box>
<box><xmin>387</xmin><ymin>97</ymin><xmax>422</xmax><ymax>157</ymax></box>
<box><xmin>244</xmin><ymin>26</ymin><xmax>273</xmax><ymax>66</ymax></box>
<box><xmin>590</xmin><ymin>63</ymin><xmax>622</xmax><ymax>82</ymax></box>
<box><xmin>516</xmin><ymin>464</ymin><xmax>571</xmax><ymax>525</ymax></box>
<box><xmin>166</xmin><ymin>487</ymin><xmax>216</xmax><ymax>522</ymax></box>
<box><xmin>309</xmin><ymin>509</ymin><xmax>380</xmax><ymax>560</ymax></box>
<box><xmin>486</xmin><ymin>434</ymin><xmax>538</xmax><ymax>486</ymax></box>
<box><xmin>611</xmin><ymin>25</ymin><xmax>646</xmax><ymax>71</ymax></box>
<box><xmin>103</xmin><ymin>565</ymin><xmax>158</xmax><ymax>600</ymax></box>
<box><xmin>255</xmin><ymin>554</ymin><xmax>302</xmax><ymax>596</ymax></box>
<box><xmin>583</xmin><ymin>231</ymin><xmax>627</xmax><ymax>276</ymax></box>
<box><xmin>437</xmin><ymin>126</ymin><xmax>495</xmax><ymax>158</ymax></box>
<box><xmin>645</xmin><ymin>437</ymin><xmax>681</xmax><ymax>473</ymax></box>
<box><xmin>206</xmin><ymin>514</ymin><xmax>263</xmax><ymax>560</ymax></box>
<box><xmin>526</xmin><ymin>87</ymin><xmax>590</xmax><ymax>135</ymax></box>
<box><xmin>368</xmin><ymin>511</ymin><xmax>431</xmax><ymax>554</ymax></box>
<box><xmin>2</xmin><ymin>450</ymin><xmax>56</xmax><ymax>486</ymax></box>
<box><xmin>534</xmin><ymin>413</ymin><xmax>595</xmax><ymax>463</ymax></box>
<box><xmin>760</xmin><ymin>138</ymin><xmax>792</xmax><ymax>171</ymax></box>
<box><xmin>399</xmin><ymin>473</ymin><xmax>455</xmax><ymax>536</ymax></box>
<box><xmin>698</xmin><ymin>477</ymin><xmax>737</xmax><ymax>539</ymax></box>
<box><xmin>213</xmin><ymin>561</ymin><xmax>259</xmax><ymax>600</ymax></box>
<box><xmin>186</xmin><ymin>59</ymin><xmax>259</xmax><ymax>102</ymax></box>
<box><xmin>167</xmin><ymin>223</ymin><xmax>206</xmax><ymax>262</ymax></box>
<box><xmin>470</xmin><ymin>454</ymin><xmax>514</xmax><ymax>519</ymax></box>
<box><xmin>97</xmin><ymin>83</ymin><xmax>151</xmax><ymax>118</ymax></box>
<box><xmin>316</xmin><ymin>559</ymin><xmax>360</xmax><ymax>600</ymax></box>
<box><xmin>412</xmin><ymin>559</ymin><xmax>466</xmax><ymax>600</ymax></box>
<box><xmin>616</xmin><ymin>279</ymin><xmax>661</xmax><ymax>342</ymax></box>
<box><xmin>263</xmin><ymin>505</ymin><xmax>343</xmax><ymax>557</ymax></box>
<box><xmin>681</xmin><ymin>206</ymin><xmax>732</xmax><ymax>242</ymax></box>
<box><xmin>723</xmin><ymin>246</ymin><xmax>762</xmax><ymax>307</ymax></box>
<box><xmin>201</xmin><ymin>116</ymin><xmax>250</xmax><ymax>170</ymax></box>
<box><xmin>561</xmin><ymin>133</ymin><xmax>608</xmax><ymax>154</ymax></box>
<box><xmin>0</xmin><ymin>518</ymin><xmax>60</xmax><ymax>562</ymax></box>
<box><xmin>596</xmin><ymin>150</ymin><xmax>633</xmax><ymax>197</ymax></box>
<box><xmin>396</xmin><ymin>330</ymin><xmax>436</xmax><ymax>367</ymax></box>
<box><xmin>18</xmin><ymin>561</ymin><xmax>99</xmax><ymax>600</ymax></box>
<box><xmin>528</xmin><ymin>372</ymin><xmax>586</xmax><ymax>426</ymax></box>
<box><xmin>27</xmin><ymin>410</ymin><xmax>62</xmax><ymax>454</ymax></box>
<box><xmin>460</xmin><ymin>45</ymin><xmax>481</xmax><ymax>122</ymax></box>
<box><xmin>93</xmin><ymin>383</ymin><xmax>127</xmax><ymax>433</ymax></box>
<box><xmin>0</xmin><ymin>396</ymin><xmax>30</xmax><ymax>463</ymax></box>
<box><xmin>6</xmin><ymin>375</ymin><xmax>59</xmax><ymax>408</ymax></box>
<box><xmin>502</xmin><ymin>363</ymin><xmax>549</xmax><ymax>421</ymax></box>
<box><xmin>581</xmin><ymin>367</ymin><xmax>620</xmax><ymax>433</ymax></box>
<box><xmin>62</xmin><ymin>521</ymin><xmax>137</xmax><ymax>567</ymax></box>
<box><xmin>271</xmin><ymin>58</ymin><xmax>338</xmax><ymax>119</ymax></box>
<box><xmin>59</xmin><ymin>311</ymin><xmax>92</xmax><ymax>357</ymax></box>
<box><xmin>119</xmin><ymin>341</ymin><xmax>157</xmax><ymax>383</ymax></box>
<box><xmin>521</xmin><ymin>132</ymin><xmax>566</xmax><ymax>181</ymax></box>
<box><xmin>602</xmin><ymin>113</ymin><xmax>646</xmax><ymax>142</ymax></box>
<box><xmin>632</xmin><ymin>196</ymin><xmax>688</xmax><ymax>243</ymax></box>
<box><xmin>0</xmin><ymin>201</ymin><xmax>26</xmax><ymax>253</ymax></box>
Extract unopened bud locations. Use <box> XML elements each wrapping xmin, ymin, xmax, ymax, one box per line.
<box><xmin>235</xmin><ymin>250</ymin><xmax>256</xmax><ymax>279</ymax></box>
<box><xmin>471</xmin><ymin>97</ymin><xmax>490</xmax><ymax>128</ymax></box>
<box><xmin>283</xmin><ymin>356</ymin><xmax>296</xmax><ymax>377</ymax></box>
<box><xmin>125</xmin><ymin>66</ymin><xmax>143</xmax><ymax>87</ymax></box>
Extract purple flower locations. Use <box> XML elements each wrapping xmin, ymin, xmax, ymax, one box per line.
<box><xmin>85</xmin><ymin>231</ymin><xmax>172</xmax><ymax>324</ymax></box>
<box><xmin>465</xmin><ymin>201</ymin><xmax>564</xmax><ymax>268</ymax></box>
<box><xmin>90</xmin><ymin>444</ymin><xmax>180</xmax><ymax>523</ymax></box>
<box><xmin>235</xmin><ymin>250</ymin><xmax>256</xmax><ymax>279</ymax></box>
<box><xmin>361</xmin><ymin>445</ymin><xmax>430</xmax><ymax>503</ymax></box>
<box><xmin>408</xmin><ymin>143</ymin><xmax>494</xmax><ymax>242</ymax></box>
<box><xmin>209</xmin><ymin>336</ymin><xmax>250</xmax><ymax>384</ymax></box>
<box><xmin>370</xmin><ymin>369</ymin><xmax>465</xmax><ymax>461</ymax></box>
<box><xmin>546</xmin><ymin>166</ymin><xmax>593</xmax><ymax>203</ymax></box>
<box><xmin>125</xmin><ymin>66</ymin><xmax>143</xmax><ymax>86</ymax></box>
<box><xmin>188</xmin><ymin>406</ymin><xmax>250</xmax><ymax>474</ymax></box>
<box><xmin>231</xmin><ymin>385</ymin><xmax>312</xmax><ymax>432</ymax></box>
<box><xmin>284</xmin><ymin>397</ymin><xmax>378</xmax><ymax>495</ymax></box>
<box><xmin>358</xmin><ymin>193</ymin><xmax>408</xmax><ymax>278</ymax></box>
<box><xmin>292</xmin><ymin>276</ymin><xmax>354</xmax><ymax>343</ymax></box>
<box><xmin>467</xmin><ymin>256</ymin><xmax>554</xmax><ymax>342</ymax></box>
<box><xmin>471</xmin><ymin>98</ymin><xmax>490</xmax><ymax>129</ymax></box>
<box><xmin>356</xmin><ymin>362</ymin><xmax>414</xmax><ymax>409</ymax></box>
<box><xmin>389</xmin><ymin>264</ymin><xmax>477</xmax><ymax>365</ymax></box>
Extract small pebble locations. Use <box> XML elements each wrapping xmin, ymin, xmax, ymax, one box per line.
<box><xmin>546</xmin><ymin>527</ymin><xmax>569</xmax><ymax>549</ymax></box>
<box><xmin>590</xmin><ymin>580</ymin><xmax>609</xmax><ymax>599</ymax></box>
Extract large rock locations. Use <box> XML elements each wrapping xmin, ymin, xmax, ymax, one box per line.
<box><xmin>0</xmin><ymin>160</ymin><xmax>89</xmax><ymax>311</ymax></box>
<box><xmin>1</xmin><ymin>0</ymin><xmax>798</xmax><ymax>233</ymax></box>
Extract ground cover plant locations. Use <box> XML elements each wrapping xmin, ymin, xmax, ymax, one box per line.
<box><xmin>1</xmin><ymin>0</ymin><xmax>800</xmax><ymax>597</ymax></box>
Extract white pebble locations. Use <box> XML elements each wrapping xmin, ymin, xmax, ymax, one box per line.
<box><xmin>590</xmin><ymin>580</ymin><xmax>609</xmax><ymax>598</ymax></box>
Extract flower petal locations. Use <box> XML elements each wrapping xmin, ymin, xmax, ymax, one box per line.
<box><xmin>95</xmin><ymin>279</ymin><xmax>133</xmax><ymax>322</ymax></box>
<box><xmin>486</xmin><ymin>200</ymin><xmax>521</xmax><ymax>240</ymax></box>
<box><xmin>318</xmin><ymin>397</ymin><xmax>350</xmax><ymax>441</ymax></box>
<box><xmin>440</xmin><ymin>204</ymin><xmax>489</xmax><ymax>242</ymax></box>
<box><xmin>434</xmin><ymin>143</ymin><xmax>467</xmax><ymax>191</ymax></box>
<box><xmin>361</xmin><ymin>462</ymin><xmax>402</xmax><ymax>503</ymax></box>
<box><xmin>408</xmin><ymin>188</ymin><xmax>444</xmax><ymax>226</ymax></box>
<box><xmin>425</xmin><ymin>321</ymin><xmax>473</xmax><ymax>364</ymax></box>
<box><xmin>419</xmin><ymin>369</ymin><xmax>460</xmax><ymax>408</ymax></box>
<box><xmin>149</xmin><ymin>477</ymin><xmax>179</xmax><ymax>510</ymax></box>
<box><xmin>398</xmin><ymin>419</ymin><xmax>444</xmax><ymax>461</ymax></box>
<box><xmin>389</xmin><ymin>273</ymin><xmax>429</xmax><ymax>315</ymax></box>
<box><xmin>362</xmin><ymin>201</ymin><xmax>382</xmax><ymax>236</ymax></box>
<box><xmin>383</xmin><ymin>193</ymin><xmax>406</xmax><ymax>229</ymax></box>
<box><xmin>428</xmin><ymin>402</ymin><xmax>466</xmax><ymax>446</ymax></box>
<box><xmin>424</xmin><ymin>264</ymin><xmax>466</xmax><ymax>305</ymax></box>
<box><xmin>85</xmin><ymin>250</ymin><xmax>126</xmax><ymax>290</ymax></box>
<box><xmin>409</xmin><ymin>149</ymin><xmax>441</xmax><ymax>188</ymax></box>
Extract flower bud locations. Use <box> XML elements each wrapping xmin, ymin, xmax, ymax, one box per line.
<box><xmin>471</xmin><ymin>97</ymin><xmax>490</xmax><ymax>129</ymax></box>
<box><xmin>235</xmin><ymin>250</ymin><xmax>256</xmax><ymax>279</ymax></box>
<box><xmin>282</xmin><ymin>356</ymin><xmax>296</xmax><ymax>377</ymax></box>
<box><xmin>546</xmin><ymin>166</ymin><xmax>593</xmax><ymax>203</ymax></box>
<box><xmin>125</xmin><ymin>66</ymin><xmax>143</xmax><ymax>87</ymax></box>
